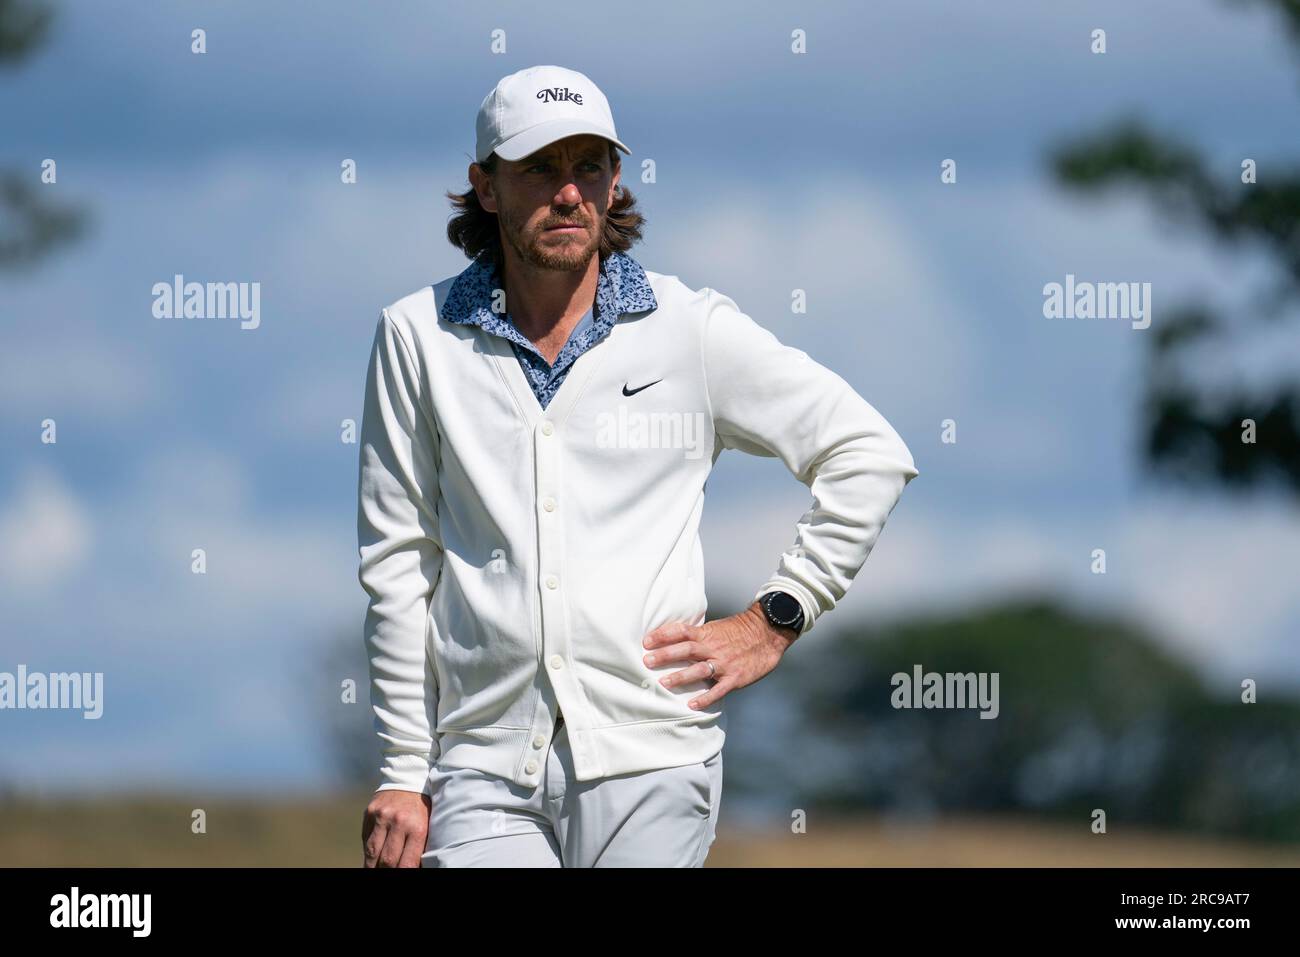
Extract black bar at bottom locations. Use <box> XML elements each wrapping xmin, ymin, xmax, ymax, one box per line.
<box><xmin>0</xmin><ymin>866</ymin><xmax>1285</xmax><ymax>942</ymax></box>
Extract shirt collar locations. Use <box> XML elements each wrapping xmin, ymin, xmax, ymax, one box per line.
<box><xmin>440</xmin><ymin>249</ymin><xmax>657</xmax><ymax>331</ymax></box>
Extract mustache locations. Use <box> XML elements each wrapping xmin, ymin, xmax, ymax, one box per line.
<box><xmin>542</xmin><ymin>218</ymin><xmax>588</xmax><ymax>229</ymax></box>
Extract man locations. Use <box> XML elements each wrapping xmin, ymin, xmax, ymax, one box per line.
<box><xmin>357</xmin><ymin>64</ymin><xmax>919</xmax><ymax>868</ymax></box>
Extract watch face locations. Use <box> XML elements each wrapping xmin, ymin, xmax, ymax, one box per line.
<box><xmin>764</xmin><ymin>592</ymin><xmax>802</xmax><ymax>628</ymax></box>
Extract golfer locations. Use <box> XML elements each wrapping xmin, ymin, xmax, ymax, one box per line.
<box><xmin>357</xmin><ymin>64</ymin><xmax>919</xmax><ymax>867</ymax></box>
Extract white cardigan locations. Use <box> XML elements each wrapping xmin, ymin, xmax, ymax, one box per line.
<box><xmin>357</xmin><ymin>268</ymin><xmax>919</xmax><ymax>793</ymax></box>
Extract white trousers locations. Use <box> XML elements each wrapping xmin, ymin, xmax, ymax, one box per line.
<box><xmin>422</xmin><ymin>720</ymin><xmax>724</xmax><ymax>867</ymax></box>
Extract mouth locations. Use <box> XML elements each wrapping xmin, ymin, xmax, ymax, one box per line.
<box><xmin>544</xmin><ymin>223</ymin><xmax>586</xmax><ymax>233</ymax></box>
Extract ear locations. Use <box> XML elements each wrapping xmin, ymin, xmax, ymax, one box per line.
<box><xmin>469</xmin><ymin>163</ymin><xmax>498</xmax><ymax>214</ymax></box>
<box><xmin>608</xmin><ymin>164</ymin><xmax>622</xmax><ymax>206</ymax></box>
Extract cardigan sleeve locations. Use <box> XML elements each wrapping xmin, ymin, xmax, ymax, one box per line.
<box><xmin>357</xmin><ymin>309</ymin><xmax>444</xmax><ymax>793</ymax></box>
<box><xmin>701</xmin><ymin>287</ymin><xmax>919</xmax><ymax>634</ymax></box>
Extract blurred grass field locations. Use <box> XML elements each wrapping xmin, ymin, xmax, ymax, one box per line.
<box><xmin>3</xmin><ymin>794</ymin><xmax>1299</xmax><ymax>867</ymax></box>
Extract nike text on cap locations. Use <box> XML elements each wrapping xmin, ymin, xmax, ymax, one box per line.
<box><xmin>475</xmin><ymin>64</ymin><xmax>631</xmax><ymax>164</ymax></box>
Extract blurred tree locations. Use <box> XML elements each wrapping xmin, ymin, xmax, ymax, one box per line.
<box><xmin>1046</xmin><ymin>0</ymin><xmax>1300</xmax><ymax>494</ymax></box>
<box><xmin>752</xmin><ymin>596</ymin><xmax>1300</xmax><ymax>843</ymax></box>
<box><xmin>1</xmin><ymin>0</ymin><xmax>87</xmax><ymax>270</ymax></box>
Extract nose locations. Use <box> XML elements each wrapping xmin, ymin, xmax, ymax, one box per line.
<box><xmin>554</xmin><ymin>182</ymin><xmax>583</xmax><ymax>206</ymax></box>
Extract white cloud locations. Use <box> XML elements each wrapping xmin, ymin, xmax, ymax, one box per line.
<box><xmin>655</xmin><ymin>179</ymin><xmax>978</xmax><ymax>403</ymax></box>
<box><xmin>1112</xmin><ymin>495</ymin><xmax>1300</xmax><ymax>669</ymax></box>
<box><xmin>0</xmin><ymin>462</ymin><xmax>94</xmax><ymax>591</ymax></box>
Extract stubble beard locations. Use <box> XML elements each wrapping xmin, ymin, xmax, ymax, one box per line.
<box><xmin>500</xmin><ymin>202</ymin><xmax>602</xmax><ymax>273</ymax></box>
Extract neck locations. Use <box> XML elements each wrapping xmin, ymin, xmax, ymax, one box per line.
<box><xmin>498</xmin><ymin>247</ymin><xmax>601</xmax><ymax>343</ymax></box>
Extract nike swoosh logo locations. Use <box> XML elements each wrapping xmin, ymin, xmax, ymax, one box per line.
<box><xmin>622</xmin><ymin>379</ymin><xmax>662</xmax><ymax>397</ymax></box>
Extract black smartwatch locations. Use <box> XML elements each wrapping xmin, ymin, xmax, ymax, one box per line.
<box><xmin>759</xmin><ymin>590</ymin><xmax>805</xmax><ymax>635</ymax></box>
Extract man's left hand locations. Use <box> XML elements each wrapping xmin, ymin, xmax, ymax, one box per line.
<box><xmin>642</xmin><ymin>600</ymin><xmax>799</xmax><ymax>711</ymax></box>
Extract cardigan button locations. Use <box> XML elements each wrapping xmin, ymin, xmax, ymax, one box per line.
<box><xmin>525</xmin><ymin>760</ymin><xmax>539</xmax><ymax>775</ymax></box>
<box><xmin>549</xmin><ymin>654</ymin><xmax>565</xmax><ymax>670</ymax></box>
<box><xmin>540</xmin><ymin>420</ymin><xmax>554</xmax><ymax>436</ymax></box>
<box><xmin>544</xmin><ymin>574</ymin><xmax>559</xmax><ymax>589</ymax></box>
<box><xmin>542</xmin><ymin>497</ymin><xmax>556</xmax><ymax>512</ymax></box>
<box><xmin>532</xmin><ymin>734</ymin><xmax>546</xmax><ymax>749</ymax></box>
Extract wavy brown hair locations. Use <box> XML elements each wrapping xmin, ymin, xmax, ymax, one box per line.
<box><xmin>445</xmin><ymin>143</ymin><xmax>645</xmax><ymax>270</ymax></box>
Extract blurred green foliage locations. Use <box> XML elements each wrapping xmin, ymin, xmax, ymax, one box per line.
<box><xmin>773</xmin><ymin>596</ymin><xmax>1300</xmax><ymax>843</ymax></box>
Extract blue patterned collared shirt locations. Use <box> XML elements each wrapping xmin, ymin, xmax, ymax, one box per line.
<box><xmin>439</xmin><ymin>249</ymin><xmax>659</xmax><ymax>409</ymax></box>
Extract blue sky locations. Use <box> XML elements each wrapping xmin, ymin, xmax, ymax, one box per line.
<box><xmin>3</xmin><ymin>0</ymin><xmax>1299</xmax><ymax>794</ymax></box>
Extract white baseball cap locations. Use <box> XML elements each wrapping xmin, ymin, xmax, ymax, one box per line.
<box><xmin>475</xmin><ymin>64</ymin><xmax>630</xmax><ymax>164</ymax></box>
